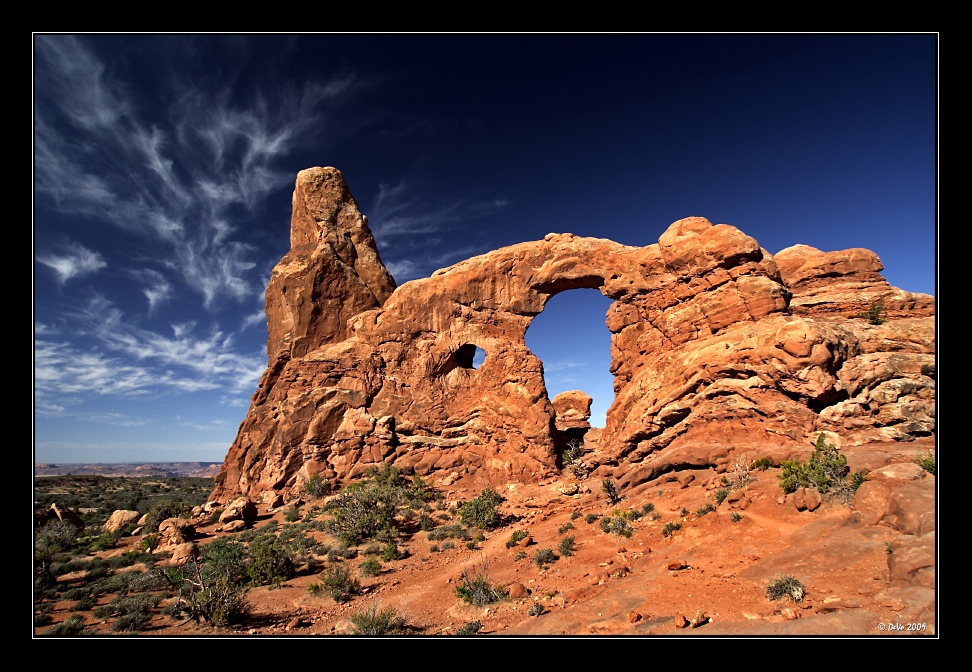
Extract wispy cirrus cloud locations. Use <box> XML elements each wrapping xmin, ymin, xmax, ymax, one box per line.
<box><xmin>34</xmin><ymin>294</ymin><xmax>265</xmax><ymax>416</ymax></box>
<box><xmin>367</xmin><ymin>179</ymin><xmax>510</xmax><ymax>282</ymax></box>
<box><xmin>37</xmin><ymin>241</ymin><xmax>107</xmax><ymax>284</ymax></box>
<box><xmin>34</xmin><ymin>35</ymin><xmax>359</xmax><ymax>311</ymax></box>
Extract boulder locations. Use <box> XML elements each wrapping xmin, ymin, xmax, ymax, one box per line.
<box><xmin>218</xmin><ymin>497</ymin><xmax>257</xmax><ymax>526</ymax></box>
<box><xmin>102</xmin><ymin>510</ymin><xmax>141</xmax><ymax>535</ymax></box>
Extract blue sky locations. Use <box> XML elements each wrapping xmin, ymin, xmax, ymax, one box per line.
<box><xmin>33</xmin><ymin>34</ymin><xmax>937</xmax><ymax>464</ymax></box>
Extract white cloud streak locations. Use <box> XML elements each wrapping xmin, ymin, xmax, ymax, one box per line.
<box><xmin>34</xmin><ymin>35</ymin><xmax>354</xmax><ymax>310</ymax></box>
<box><xmin>37</xmin><ymin>241</ymin><xmax>107</xmax><ymax>284</ymax></box>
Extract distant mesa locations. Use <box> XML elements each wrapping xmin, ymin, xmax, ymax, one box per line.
<box><xmin>209</xmin><ymin>166</ymin><xmax>935</xmax><ymax>504</ymax></box>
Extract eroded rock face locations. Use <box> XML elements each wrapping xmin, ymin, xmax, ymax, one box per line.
<box><xmin>210</xmin><ymin>167</ymin><xmax>936</xmax><ymax>504</ymax></box>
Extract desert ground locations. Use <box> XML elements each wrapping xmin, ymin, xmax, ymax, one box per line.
<box><xmin>35</xmin><ymin>437</ymin><xmax>935</xmax><ymax>638</ymax></box>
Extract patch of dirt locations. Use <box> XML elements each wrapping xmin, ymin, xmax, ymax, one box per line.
<box><xmin>38</xmin><ymin>439</ymin><xmax>936</xmax><ymax>637</ymax></box>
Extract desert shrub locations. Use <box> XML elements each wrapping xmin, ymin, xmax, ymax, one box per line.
<box><xmin>662</xmin><ymin>521</ymin><xmax>682</xmax><ymax>538</ymax></box>
<box><xmin>283</xmin><ymin>505</ymin><xmax>301</xmax><ymax>523</ymax></box>
<box><xmin>533</xmin><ymin>548</ymin><xmax>557</xmax><ymax>568</ymax></box>
<box><xmin>176</xmin><ymin>562</ymin><xmax>251</xmax><ymax>627</ymax></box>
<box><xmin>245</xmin><ymin>533</ymin><xmax>295</xmax><ymax>588</ymax></box>
<box><xmin>585</xmin><ymin>512</ymin><xmax>601</xmax><ymax>525</ymax></box>
<box><xmin>753</xmin><ymin>456</ymin><xmax>773</xmax><ymax>471</ymax></box>
<box><xmin>602</xmin><ymin>479</ymin><xmax>622</xmax><ymax>505</ymax></box>
<box><xmin>455</xmin><ymin>562</ymin><xmax>506</xmax><ymax>606</ymax></box>
<box><xmin>714</xmin><ymin>488</ymin><xmax>731</xmax><ymax>505</ymax></box>
<box><xmin>428</xmin><ymin>523</ymin><xmax>470</xmax><ymax>542</ymax></box>
<box><xmin>562</xmin><ymin>439</ymin><xmax>585</xmax><ymax>466</ymax></box>
<box><xmin>419</xmin><ymin>513</ymin><xmax>436</xmax><ymax>531</ymax></box>
<box><xmin>730</xmin><ymin>512</ymin><xmax>742</xmax><ymax>523</ymax></box>
<box><xmin>106</xmin><ymin>593</ymin><xmax>161</xmax><ymax>633</ymax></box>
<box><xmin>69</xmin><ymin>596</ymin><xmax>96</xmax><ymax>612</ymax></box>
<box><xmin>680</xmin><ymin>507</ymin><xmax>689</xmax><ymax>516</ymax></box>
<box><xmin>599</xmin><ymin>512</ymin><xmax>633</xmax><ymax>538</ymax></box>
<box><xmin>45</xmin><ymin>615</ymin><xmax>85</xmax><ymax>636</ymax></box>
<box><xmin>34</xmin><ymin>602</ymin><xmax>54</xmax><ymax>627</ymax></box>
<box><xmin>528</xmin><ymin>602</ymin><xmax>544</xmax><ymax>616</ymax></box>
<box><xmin>514</xmin><ymin>551</ymin><xmax>527</xmax><ymax>562</ymax></box>
<box><xmin>571</xmin><ymin>510</ymin><xmax>583</xmax><ymax>520</ymax></box>
<box><xmin>350</xmin><ymin>603</ymin><xmax>411</xmax><ymax>635</ymax></box>
<box><xmin>441</xmin><ymin>541</ymin><xmax>455</xmax><ymax>551</ymax></box>
<box><xmin>327</xmin><ymin>545</ymin><xmax>358</xmax><ymax>562</ymax></box>
<box><xmin>316</xmin><ymin>563</ymin><xmax>360</xmax><ymax>603</ymax></box>
<box><xmin>89</xmin><ymin>529</ymin><xmax>123</xmax><ymax>552</ymax></box>
<box><xmin>696</xmin><ymin>502</ymin><xmax>715</xmax><ymax>517</ymax></box>
<box><xmin>558</xmin><ymin>535</ymin><xmax>576</xmax><ymax>557</ymax></box>
<box><xmin>360</xmin><ymin>557</ymin><xmax>383</xmax><ymax>577</ymax></box>
<box><xmin>916</xmin><ymin>451</ymin><xmax>935</xmax><ymax>475</ymax></box>
<box><xmin>779</xmin><ymin>434</ymin><xmax>860</xmax><ymax>502</ymax></box>
<box><xmin>379</xmin><ymin>541</ymin><xmax>405</xmax><ymax>562</ymax></box>
<box><xmin>856</xmin><ymin>301</ymin><xmax>886</xmax><ymax>325</ymax></box>
<box><xmin>731</xmin><ymin>455</ymin><xmax>757</xmax><ymax>487</ymax></box>
<box><xmin>765</xmin><ymin>574</ymin><xmax>805</xmax><ymax>603</ymax></box>
<box><xmin>324</xmin><ymin>464</ymin><xmax>438</xmax><ymax>546</ymax></box>
<box><xmin>505</xmin><ymin>530</ymin><xmax>528</xmax><ymax>548</ymax></box>
<box><xmin>557</xmin><ymin>521</ymin><xmax>575</xmax><ymax>535</ymax></box>
<box><xmin>641</xmin><ymin>502</ymin><xmax>655</xmax><ymax>515</ymax></box>
<box><xmin>458</xmin><ymin>487</ymin><xmax>504</xmax><ymax>530</ymax></box>
<box><xmin>455</xmin><ymin>620</ymin><xmax>482</xmax><ymax>636</ymax></box>
<box><xmin>305</xmin><ymin>473</ymin><xmax>331</xmax><ymax>499</ymax></box>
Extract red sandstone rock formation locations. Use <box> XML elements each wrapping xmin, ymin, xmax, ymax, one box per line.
<box><xmin>210</xmin><ymin>167</ymin><xmax>935</xmax><ymax>504</ymax></box>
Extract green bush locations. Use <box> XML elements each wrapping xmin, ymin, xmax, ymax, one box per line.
<box><xmin>305</xmin><ymin>473</ymin><xmax>331</xmax><ymax>499</ymax></box>
<box><xmin>662</xmin><ymin>521</ymin><xmax>682</xmax><ymax>538</ymax></box>
<box><xmin>324</xmin><ymin>464</ymin><xmax>438</xmax><ymax>546</ymax></box>
<box><xmin>458</xmin><ymin>488</ymin><xmax>504</xmax><ymax>530</ymax></box>
<box><xmin>585</xmin><ymin>512</ymin><xmax>600</xmax><ymax>525</ymax></box>
<box><xmin>44</xmin><ymin>615</ymin><xmax>85</xmax><ymax>636</ymax></box>
<box><xmin>916</xmin><ymin>451</ymin><xmax>935</xmax><ymax>475</ymax></box>
<box><xmin>454</xmin><ymin>563</ymin><xmax>506</xmax><ymax>606</ymax></box>
<box><xmin>428</xmin><ymin>523</ymin><xmax>470</xmax><ymax>542</ymax></box>
<box><xmin>379</xmin><ymin>541</ymin><xmax>405</xmax><ymax>562</ymax></box>
<box><xmin>696</xmin><ymin>502</ymin><xmax>715</xmax><ymax>517</ymax></box>
<box><xmin>779</xmin><ymin>433</ymin><xmax>851</xmax><ymax>495</ymax></box>
<box><xmin>533</xmin><ymin>548</ymin><xmax>557</xmax><ymax>568</ymax></box>
<box><xmin>283</xmin><ymin>505</ymin><xmax>301</xmax><ymax>523</ymax></box>
<box><xmin>455</xmin><ymin>620</ymin><xmax>482</xmax><ymax>636</ymax></box>
<box><xmin>602</xmin><ymin>479</ymin><xmax>622</xmax><ymax>505</ymax></box>
<box><xmin>765</xmin><ymin>574</ymin><xmax>805</xmax><ymax>603</ymax></box>
<box><xmin>714</xmin><ymin>488</ymin><xmax>731</xmax><ymax>505</ymax></box>
<box><xmin>514</xmin><ymin>551</ymin><xmax>527</xmax><ymax>562</ymax></box>
<box><xmin>528</xmin><ymin>602</ymin><xmax>544</xmax><ymax>616</ymax></box>
<box><xmin>557</xmin><ymin>522</ymin><xmax>575</xmax><ymax>535</ymax></box>
<box><xmin>753</xmin><ymin>456</ymin><xmax>773</xmax><ymax>471</ymax></box>
<box><xmin>245</xmin><ymin>533</ymin><xmax>295</xmax><ymax>588</ymax></box>
<box><xmin>350</xmin><ymin>603</ymin><xmax>410</xmax><ymax>635</ymax></box>
<box><xmin>505</xmin><ymin>530</ymin><xmax>528</xmax><ymax>548</ymax></box>
<box><xmin>558</xmin><ymin>536</ymin><xmax>576</xmax><ymax>557</ymax></box>
<box><xmin>360</xmin><ymin>557</ymin><xmax>383</xmax><ymax>577</ymax></box>
<box><xmin>599</xmin><ymin>512</ymin><xmax>633</xmax><ymax>538</ymax></box>
<box><xmin>856</xmin><ymin>301</ymin><xmax>886</xmax><ymax>325</ymax></box>
<box><xmin>730</xmin><ymin>512</ymin><xmax>742</xmax><ymax>523</ymax></box>
<box><xmin>315</xmin><ymin>563</ymin><xmax>360</xmax><ymax>603</ymax></box>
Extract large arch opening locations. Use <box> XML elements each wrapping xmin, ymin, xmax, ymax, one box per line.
<box><xmin>525</xmin><ymin>288</ymin><xmax>615</xmax><ymax>463</ymax></box>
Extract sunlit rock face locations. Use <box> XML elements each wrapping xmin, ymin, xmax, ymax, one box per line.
<box><xmin>210</xmin><ymin>167</ymin><xmax>935</xmax><ymax>504</ymax></box>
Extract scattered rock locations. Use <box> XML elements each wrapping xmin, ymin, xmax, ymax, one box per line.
<box><xmin>102</xmin><ymin>510</ymin><xmax>140</xmax><ymax>534</ymax></box>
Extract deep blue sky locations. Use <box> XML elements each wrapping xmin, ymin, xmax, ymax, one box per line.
<box><xmin>33</xmin><ymin>34</ymin><xmax>937</xmax><ymax>464</ymax></box>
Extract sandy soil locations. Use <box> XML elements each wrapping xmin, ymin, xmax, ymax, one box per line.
<box><xmin>41</xmin><ymin>438</ymin><xmax>936</xmax><ymax>638</ymax></box>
